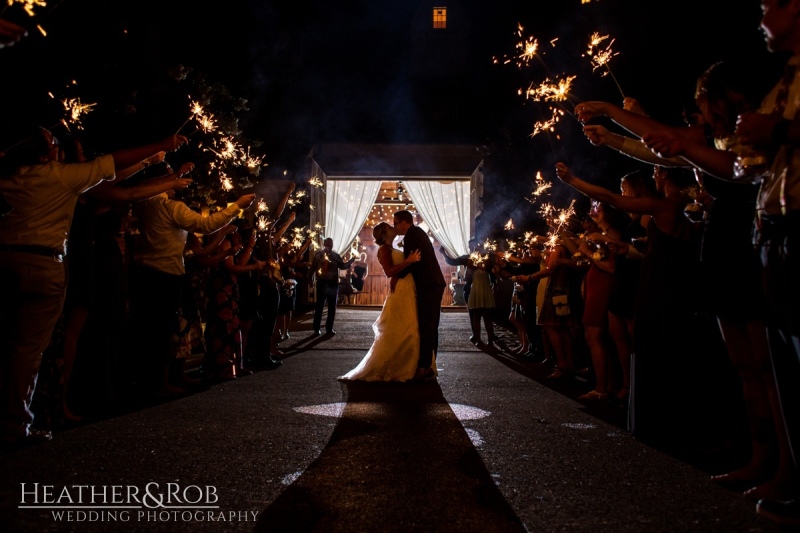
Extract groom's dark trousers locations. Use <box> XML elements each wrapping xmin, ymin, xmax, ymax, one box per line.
<box><xmin>402</xmin><ymin>225</ymin><xmax>446</xmax><ymax>368</ymax></box>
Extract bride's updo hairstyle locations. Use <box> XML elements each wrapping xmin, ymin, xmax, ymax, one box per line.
<box><xmin>373</xmin><ymin>222</ymin><xmax>391</xmax><ymax>246</ymax></box>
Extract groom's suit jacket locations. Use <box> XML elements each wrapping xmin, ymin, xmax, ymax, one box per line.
<box><xmin>401</xmin><ymin>225</ymin><xmax>446</xmax><ymax>292</ymax></box>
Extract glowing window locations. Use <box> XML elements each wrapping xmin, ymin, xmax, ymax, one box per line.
<box><xmin>433</xmin><ymin>7</ymin><xmax>447</xmax><ymax>29</ymax></box>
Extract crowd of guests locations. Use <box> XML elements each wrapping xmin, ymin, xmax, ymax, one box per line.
<box><xmin>435</xmin><ymin>4</ymin><xmax>799</xmax><ymax>524</ymax></box>
<box><xmin>0</xmin><ymin>127</ymin><xmax>315</xmax><ymax>449</ymax></box>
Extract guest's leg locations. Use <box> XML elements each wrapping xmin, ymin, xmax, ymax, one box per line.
<box><xmin>313</xmin><ymin>281</ymin><xmax>325</xmax><ymax>331</ymax></box>
<box><xmin>0</xmin><ymin>253</ymin><xmax>65</xmax><ymax>438</ymax></box>
<box><xmin>324</xmin><ymin>281</ymin><xmax>338</xmax><ymax>332</ymax></box>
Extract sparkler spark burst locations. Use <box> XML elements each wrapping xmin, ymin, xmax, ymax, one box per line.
<box><xmin>524</xmin><ymin>76</ymin><xmax>575</xmax><ymax>102</ymax></box>
<box><xmin>586</xmin><ymin>33</ymin><xmax>618</xmax><ymax>73</ymax></box>
<box><xmin>584</xmin><ymin>32</ymin><xmax>625</xmax><ymax>97</ymax></box>
<box><xmin>504</xmin><ymin>219</ymin><xmax>514</xmax><ymax>230</ymax></box>
<box><xmin>59</xmin><ymin>98</ymin><xmax>96</xmax><ymax>131</ymax></box>
<box><xmin>526</xmin><ymin>171</ymin><xmax>553</xmax><ymax>204</ymax></box>
<box><xmin>469</xmin><ymin>251</ymin><xmax>488</xmax><ymax>268</ymax></box>
<box><xmin>8</xmin><ymin>0</ymin><xmax>46</xmax><ymax>17</ymax></box>
<box><xmin>493</xmin><ymin>23</ymin><xmax>547</xmax><ymax>69</ymax></box>
<box><xmin>530</xmin><ymin>107</ymin><xmax>564</xmax><ymax>138</ymax></box>
<box><xmin>309</xmin><ymin>176</ymin><xmax>324</xmax><ymax>188</ymax></box>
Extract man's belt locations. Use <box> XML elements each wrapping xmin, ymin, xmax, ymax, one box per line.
<box><xmin>0</xmin><ymin>243</ymin><xmax>65</xmax><ymax>262</ymax></box>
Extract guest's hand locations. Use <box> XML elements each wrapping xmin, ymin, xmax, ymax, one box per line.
<box><xmin>143</xmin><ymin>151</ymin><xmax>167</xmax><ymax>167</ymax></box>
<box><xmin>641</xmin><ymin>129</ymin><xmax>685</xmax><ymax>158</ymax></box>
<box><xmin>177</xmin><ymin>162</ymin><xmax>194</xmax><ymax>176</ymax></box>
<box><xmin>235</xmin><ymin>193</ymin><xmax>256</xmax><ymax>209</ymax></box>
<box><xmin>162</xmin><ymin>135</ymin><xmax>189</xmax><ymax>153</ymax></box>
<box><xmin>554</xmin><ymin>162</ymin><xmax>575</xmax><ymax>184</ymax></box>
<box><xmin>574</xmin><ymin>101</ymin><xmax>608</xmax><ymax>123</ymax></box>
<box><xmin>171</xmin><ymin>178</ymin><xmax>193</xmax><ymax>190</ymax></box>
<box><xmin>622</xmin><ymin>97</ymin><xmax>647</xmax><ymax>116</ymax></box>
<box><xmin>583</xmin><ymin>124</ymin><xmax>613</xmax><ymax>147</ymax></box>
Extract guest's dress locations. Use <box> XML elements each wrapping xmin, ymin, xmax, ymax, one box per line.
<box><xmin>203</xmin><ymin>262</ymin><xmax>241</xmax><ymax>380</ymax></box>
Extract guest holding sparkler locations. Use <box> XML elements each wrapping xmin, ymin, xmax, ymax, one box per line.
<box><xmin>605</xmin><ymin>171</ymin><xmax>656</xmax><ymax>404</ymax></box>
<box><xmin>235</xmin><ymin>220</ymin><xmax>263</xmax><ymax>363</ymax></box>
<box><xmin>184</xmin><ymin>227</ymin><xmax>234</xmax><ymax>377</ymax></box>
<box><xmin>0</xmin><ymin>127</ymin><xmax>188</xmax><ymax>447</ymax></box>
<box><xmin>309</xmin><ymin>236</ymin><xmax>355</xmax><ymax>337</ymax></box>
<box><xmin>466</xmin><ymin>244</ymin><xmax>498</xmax><ymax>347</ymax></box>
<box><xmin>440</xmin><ymin>238</ymin><xmax>479</xmax><ymax>318</ymax></box>
<box><xmin>555</xmin><ymin>163</ymin><xmax>709</xmax><ymax>449</ymax></box>
<box><xmin>277</xmin><ymin>238</ymin><xmax>311</xmax><ymax>342</ymax></box>
<box><xmin>620</xmin><ymin>35</ymin><xmax>800</xmax><ymax>521</ymax></box>
<box><xmin>499</xmin><ymin>248</ymin><xmax>542</xmax><ymax>357</ymax></box>
<box><xmin>201</xmin><ymin>225</ymin><xmax>265</xmax><ymax>381</ymax></box>
<box><xmin>59</xmin><ymin>139</ymin><xmax>194</xmax><ymax>420</ymax></box>
<box><xmin>737</xmin><ymin>1</ymin><xmax>800</xmax><ymax>522</ymax></box>
<box><xmin>581</xmin><ymin>62</ymin><xmax>790</xmax><ymax>504</ymax></box>
<box><xmin>517</xmin><ymin>236</ymin><xmax>578</xmax><ymax>380</ymax></box>
<box><xmin>128</xmin><ymin>161</ymin><xmax>254</xmax><ymax>397</ymax></box>
<box><xmin>564</xmin><ymin>202</ymin><xmax>628</xmax><ymax>401</ymax></box>
<box><xmin>250</xmin><ymin>183</ymin><xmax>298</xmax><ymax>367</ymax></box>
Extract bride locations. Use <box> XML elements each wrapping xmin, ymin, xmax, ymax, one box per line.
<box><xmin>339</xmin><ymin>222</ymin><xmax>436</xmax><ymax>382</ymax></box>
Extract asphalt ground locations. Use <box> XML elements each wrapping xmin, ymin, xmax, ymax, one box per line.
<box><xmin>0</xmin><ymin>307</ymin><xmax>782</xmax><ymax>532</ymax></box>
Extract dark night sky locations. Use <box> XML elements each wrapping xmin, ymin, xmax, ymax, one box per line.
<box><xmin>0</xmin><ymin>0</ymin><xmax>785</xmax><ymax>231</ymax></box>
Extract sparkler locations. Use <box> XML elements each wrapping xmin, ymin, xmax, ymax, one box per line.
<box><xmin>469</xmin><ymin>251</ymin><xmax>488</xmax><ymax>268</ymax></box>
<box><xmin>525</xmin><ymin>171</ymin><xmax>553</xmax><ymax>204</ymax></box>
<box><xmin>535</xmin><ymin>199</ymin><xmax>577</xmax><ymax>250</ymax></box>
<box><xmin>7</xmin><ymin>0</ymin><xmax>46</xmax><ymax>17</ymax></box>
<box><xmin>219</xmin><ymin>174</ymin><xmax>234</xmax><ymax>192</ymax></box>
<box><xmin>530</xmin><ymin>106</ymin><xmax>564</xmax><ymax>138</ymax></box>
<box><xmin>504</xmin><ymin>219</ymin><xmax>514</xmax><ymax>230</ymax></box>
<box><xmin>585</xmin><ymin>32</ymin><xmax>624</xmax><ymax>98</ymax></box>
<box><xmin>1</xmin><ymin>86</ymin><xmax>97</xmax><ymax>153</ymax></box>
<box><xmin>309</xmin><ymin>176</ymin><xmax>324</xmax><ymax>188</ymax></box>
<box><xmin>524</xmin><ymin>75</ymin><xmax>576</xmax><ymax>103</ymax></box>
<box><xmin>58</xmin><ymin>97</ymin><xmax>95</xmax><ymax>131</ymax></box>
<box><xmin>286</xmin><ymin>189</ymin><xmax>307</xmax><ymax>209</ymax></box>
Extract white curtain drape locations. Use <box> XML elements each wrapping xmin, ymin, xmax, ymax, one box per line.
<box><xmin>404</xmin><ymin>180</ymin><xmax>470</xmax><ymax>257</ymax></box>
<box><xmin>325</xmin><ymin>180</ymin><xmax>382</xmax><ymax>255</ymax></box>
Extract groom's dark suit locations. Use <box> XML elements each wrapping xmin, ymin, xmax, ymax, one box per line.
<box><xmin>401</xmin><ymin>225</ymin><xmax>446</xmax><ymax>369</ymax></box>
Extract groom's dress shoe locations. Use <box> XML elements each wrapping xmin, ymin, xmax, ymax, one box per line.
<box><xmin>312</xmin><ymin>329</ymin><xmax>321</xmax><ymax>336</ymax></box>
<box><xmin>412</xmin><ymin>368</ymin><xmax>436</xmax><ymax>383</ymax></box>
<box><xmin>326</xmin><ymin>329</ymin><xmax>336</xmax><ymax>336</ymax></box>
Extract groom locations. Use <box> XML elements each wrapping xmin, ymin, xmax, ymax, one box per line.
<box><xmin>392</xmin><ymin>210</ymin><xmax>446</xmax><ymax>381</ymax></box>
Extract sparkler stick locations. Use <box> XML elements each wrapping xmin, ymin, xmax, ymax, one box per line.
<box><xmin>585</xmin><ymin>32</ymin><xmax>624</xmax><ymax>99</ymax></box>
<box><xmin>175</xmin><ymin>116</ymin><xmax>193</xmax><ymax>135</ymax></box>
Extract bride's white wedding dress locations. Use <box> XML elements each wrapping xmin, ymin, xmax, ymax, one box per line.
<box><xmin>339</xmin><ymin>249</ymin><xmax>436</xmax><ymax>382</ymax></box>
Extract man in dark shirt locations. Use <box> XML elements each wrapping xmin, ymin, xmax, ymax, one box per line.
<box><xmin>309</xmin><ymin>238</ymin><xmax>354</xmax><ymax>335</ymax></box>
